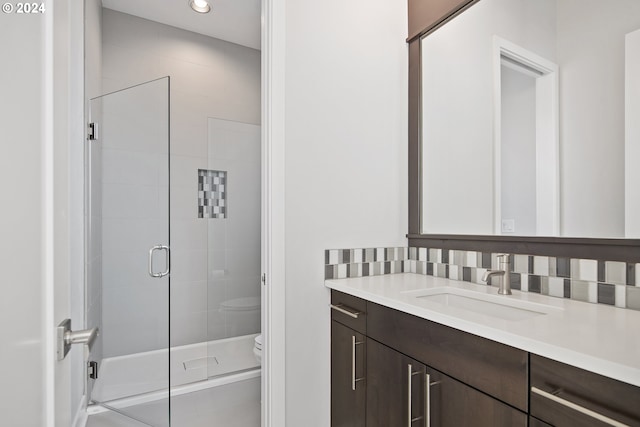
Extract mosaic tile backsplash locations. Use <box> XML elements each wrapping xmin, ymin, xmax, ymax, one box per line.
<box><xmin>324</xmin><ymin>247</ymin><xmax>409</xmax><ymax>280</ymax></box>
<box><xmin>324</xmin><ymin>247</ymin><xmax>640</xmax><ymax>311</ymax></box>
<box><xmin>198</xmin><ymin>169</ymin><xmax>227</xmax><ymax>219</ymax></box>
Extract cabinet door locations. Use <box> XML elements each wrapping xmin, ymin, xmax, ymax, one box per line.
<box><xmin>331</xmin><ymin>321</ymin><xmax>366</xmax><ymax>427</ymax></box>
<box><xmin>367</xmin><ymin>338</ymin><xmax>427</xmax><ymax>427</ymax></box>
<box><xmin>427</xmin><ymin>368</ymin><xmax>527</xmax><ymax>427</ymax></box>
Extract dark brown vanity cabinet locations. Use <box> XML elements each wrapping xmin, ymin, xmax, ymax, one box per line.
<box><xmin>366</xmin><ymin>338</ymin><xmax>427</xmax><ymax>426</ymax></box>
<box><xmin>330</xmin><ymin>291</ymin><xmax>367</xmax><ymax>427</ymax></box>
<box><xmin>366</xmin><ymin>337</ymin><xmax>525</xmax><ymax>427</ymax></box>
<box><xmin>366</xmin><ymin>301</ymin><xmax>529</xmax><ymax>413</ymax></box>
<box><xmin>331</xmin><ymin>290</ymin><xmax>528</xmax><ymax>426</ymax></box>
<box><xmin>427</xmin><ymin>368</ymin><xmax>527</xmax><ymax>427</ymax></box>
<box><xmin>331</xmin><ymin>321</ymin><xmax>366</xmax><ymax>427</ymax></box>
<box><xmin>530</xmin><ymin>355</ymin><xmax>640</xmax><ymax>427</ymax></box>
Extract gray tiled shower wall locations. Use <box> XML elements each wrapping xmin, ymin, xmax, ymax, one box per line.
<box><xmin>324</xmin><ymin>247</ymin><xmax>640</xmax><ymax>311</ymax></box>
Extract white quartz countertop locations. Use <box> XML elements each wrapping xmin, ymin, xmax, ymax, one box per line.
<box><xmin>325</xmin><ymin>273</ymin><xmax>640</xmax><ymax>388</ymax></box>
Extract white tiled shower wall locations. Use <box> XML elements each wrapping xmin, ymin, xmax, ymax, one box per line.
<box><xmin>206</xmin><ymin>119</ymin><xmax>261</xmax><ymax>340</ymax></box>
<box><xmin>101</xmin><ymin>9</ymin><xmax>261</xmax><ymax>356</ymax></box>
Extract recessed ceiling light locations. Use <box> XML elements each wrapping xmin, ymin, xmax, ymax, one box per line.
<box><xmin>189</xmin><ymin>0</ymin><xmax>211</xmax><ymax>13</ymax></box>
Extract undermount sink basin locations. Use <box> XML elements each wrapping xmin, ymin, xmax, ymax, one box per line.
<box><xmin>403</xmin><ymin>287</ymin><xmax>563</xmax><ymax>321</ymax></box>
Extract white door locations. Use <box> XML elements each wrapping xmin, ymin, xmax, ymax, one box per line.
<box><xmin>0</xmin><ymin>1</ymin><xmax>84</xmax><ymax>425</ymax></box>
<box><xmin>51</xmin><ymin>1</ymin><xmax>85</xmax><ymax>425</ymax></box>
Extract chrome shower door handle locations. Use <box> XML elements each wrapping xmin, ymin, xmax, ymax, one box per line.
<box><xmin>149</xmin><ymin>245</ymin><xmax>170</xmax><ymax>278</ymax></box>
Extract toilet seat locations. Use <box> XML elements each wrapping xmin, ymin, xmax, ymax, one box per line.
<box><xmin>254</xmin><ymin>334</ymin><xmax>263</xmax><ymax>364</ymax></box>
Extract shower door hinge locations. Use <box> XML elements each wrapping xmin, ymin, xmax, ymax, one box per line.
<box><xmin>87</xmin><ymin>122</ymin><xmax>98</xmax><ymax>141</ymax></box>
<box><xmin>88</xmin><ymin>361</ymin><xmax>98</xmax><ymax>380</ymax></box>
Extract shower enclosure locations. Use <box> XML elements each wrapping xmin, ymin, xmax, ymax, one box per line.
<box><xmin>85</xmin><ymin>77</ymin><xmax>261</xmax><ymax>426</ymax></box>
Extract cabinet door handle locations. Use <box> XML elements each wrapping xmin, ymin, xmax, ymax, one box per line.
<box><xmin>408</xmin><ymin>364</ymin><xmax>413</xmax><ymax>427</ymax></box>
<box><xmin>425</xmin><ymin>373</ymin><xmax>430</xmax><ymax>427</ymax></box>
<box><xmin>351</xmin><ymin>336</ymin><xmax>364</xmax><ymax>390</ymax></box>
<box><xmin>408</xmin><ymin>365</ymin><xmax>427</xmax><ymax>426</ymax></box>
<box><xmin>331</xmin><ymin>304</ymin><xmax>361</xmax><ymax>319</ymax></box>
<box><xmin>531</xmin><ymin>387</ymin><xmax>629</xmax><ymax>427</ymax></box>
<box><xmin>425</xmin><ymin>373</ymin><xmax>440</xmax><ymax>427</ymax></box>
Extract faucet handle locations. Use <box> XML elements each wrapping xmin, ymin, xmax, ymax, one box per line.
<box><xmin>496</xmin><ymin>253</ymin><xmax>510</xmax><ymax>260</ymax></box>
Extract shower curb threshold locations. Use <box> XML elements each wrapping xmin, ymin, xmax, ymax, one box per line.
<box><xmin>87</xmin><ymin>369</ymin><xmax>261</xmax><ymax>415</ymax></box>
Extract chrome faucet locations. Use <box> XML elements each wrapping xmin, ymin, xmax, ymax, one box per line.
<box><xmin>482</xmin><ymin>254</ymin><xmax>512</xmax><ymax>295</ymax></box>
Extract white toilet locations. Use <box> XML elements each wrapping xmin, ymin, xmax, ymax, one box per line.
<box><xmin>219</xmin><ymin>296</ymin><xmax>262</xmax><ymax>364</ymax></box>
<box><xmin>253</xmin><ymin>334</ymin><xmax>262</xmax><ymax>364</ymax></box>
<box><xmin>219</xmin><ymin>296</ymin><xmax>261</xmax><ymax>337</ymax></box>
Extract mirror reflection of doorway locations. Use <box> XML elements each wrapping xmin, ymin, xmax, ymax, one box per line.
<box><xmin>494</xmin><ymin>37</ymin><xmax>559</xmax><ymax>236</ymax></box>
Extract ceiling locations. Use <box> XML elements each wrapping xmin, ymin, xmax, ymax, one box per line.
<box><xmin>102</xmin><ymin>0</ymin><xmax>261</xmax><ymax>50</ymax></box>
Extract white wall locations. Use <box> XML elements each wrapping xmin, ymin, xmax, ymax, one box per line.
<box><xmin>557</xmin><ymin>0</ymin><xmax>640</xmax><ymax>237</ymax></box>
<box><xmin>101</xmin><ymin>9</ymin><xmax>261</xmax><ymax>355</ymax></box>
<box><xmin>283</xmin><ymin>0</ymin><xmax>408</xmax><ymax>424</ymax></box>
<box><xmin>0</xmin><ymin>11</ymin><xmax>46</xmax><ymax>427</ymax></box>
<box><xmin>421</xmin><ymin>0</ymin><xmax>556</xmax><ymax>234</ymax></box>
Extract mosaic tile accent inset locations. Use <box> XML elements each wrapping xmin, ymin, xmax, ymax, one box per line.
<box><xmin>198</xmin><ymin>169</ymin><xmax>227</xmax><ymax>219</ymax></box>
<box><xmin>324</xmin><ymin>247</ymin><xmax>408</xmax><ymax>280</ymax></box>
<box><xmin>324</xmin><ymin>246</ymin><xmax>640</xmax><ymax>311</ymax></box>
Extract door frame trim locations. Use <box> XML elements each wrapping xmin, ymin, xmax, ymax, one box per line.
<box><xmin>261</xmin><ymin>0</ymin><xmax>287</xmax><ymax>425</ymax></box>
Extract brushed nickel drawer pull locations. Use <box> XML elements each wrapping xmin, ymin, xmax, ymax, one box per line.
<box><xmin>410</xmin><ymin>370</ymin><xmax>424</xmax><ymax>424</ymax></box>
<box><xmin>351</xmin><ymin>336</ymin><xmax>364</xmax><ymax>390</ymax></box>
<box><xmin>331</xmin><ymin>304</ymin><xmax>361</xmax><ymax>319</ymax></box>
<box><xmin>531</xmin><ymin>387</ymin><xmax>629</xmax><ymax>427</ymax></box>
<box><xmin>425</xmin><ymin>373</ymin><xmax>440</xmax><ymax>427</ymax></box>
<box><xmin>407</xmin><ymin>365</ymin><xmax>427</xmax><ymax>425</ymax></box>
<box><xmin>407</xmin><ymin>364</ymin><xmax>413</xmax><ymax>427</ymax></box>
<box><xmin>425</xmin><ymin>373</ymin><xmax>431</xmax><ymax>427</ymax></box>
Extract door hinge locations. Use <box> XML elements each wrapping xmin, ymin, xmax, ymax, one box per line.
<box><xmin>88</xmin><ymin>361</ymin><xmax>98</xmax><ymax>380</ymax></box>
<box><xmin>261</xmin><ymin>273</ymin><xmax>266</xmax><ymax>286</ymax></box>
<box><xmin>87</xmin><ymin>122</ymin><xmax>98</xmax><ymax>141</ymax></box>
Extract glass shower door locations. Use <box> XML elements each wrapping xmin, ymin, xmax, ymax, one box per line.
<box><xmin>87</xmin><ymin>77</ymin><xmax>171</xmax><ymax>426</ymax></box>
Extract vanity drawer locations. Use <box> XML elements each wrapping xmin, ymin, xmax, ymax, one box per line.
<box><xmin>366</xmin><ymin>302</ymin><xmax>528</xmax><ymax>412</ymax></box>
<box><xmin>331</xmin><ymin>290</ymin><xmax>367</xmax><ymax>334</ymax></box>
<box><xmin>530</xmin><ymin>354</ymin><xmax>640</xmax><ymax>427</ymax></box>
